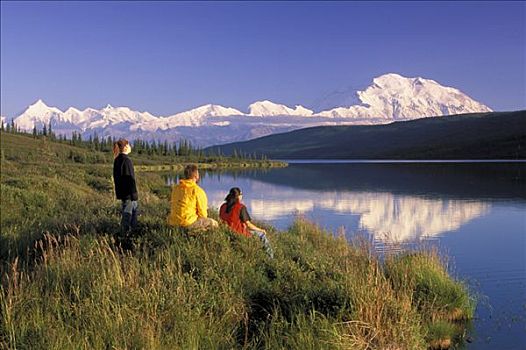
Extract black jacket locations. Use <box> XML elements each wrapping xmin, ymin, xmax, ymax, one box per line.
<box><xmin>113</xmin><ymin>154</ymin><xmax>138</xmax><ymax>201</ymax></box>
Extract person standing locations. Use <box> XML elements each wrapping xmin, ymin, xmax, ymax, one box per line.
<box><xmin>167</xmin><ymin>164</ymin><xmax>218</xmax><ymax>231</ymax></box>
<box><xmin>113</xmin><ymin>139</ymin><xmax>139</xmax><ymax>241</ymax></box>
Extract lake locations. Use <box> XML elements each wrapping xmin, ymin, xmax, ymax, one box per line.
<box><xmin>167</xmin><ymin>161</ymin><xmax>526</xmax><ymax>349</ymax></box>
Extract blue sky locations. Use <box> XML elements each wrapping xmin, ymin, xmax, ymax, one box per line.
<box><xmin>1</xmin><ymin>1</ymin><xmax>524</xmax><ymax>117</ymax></box>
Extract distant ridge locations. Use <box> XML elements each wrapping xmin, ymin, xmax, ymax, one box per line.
<box><xmin>206</xmin><ymin>111</ymin><xmax>526</xmax><ymax>160</ymax></box>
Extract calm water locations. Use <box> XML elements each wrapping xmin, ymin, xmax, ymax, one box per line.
<box><xmin>167</xmin><ymin>162</ymin><xmax>526</xmax><ymax>349</ymax></box>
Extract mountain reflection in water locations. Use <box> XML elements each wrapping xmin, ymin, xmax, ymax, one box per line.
<box><xmin>253</xmin><ymin>190</ymin><xmax>489</xmax><ymax>242</ymax></box>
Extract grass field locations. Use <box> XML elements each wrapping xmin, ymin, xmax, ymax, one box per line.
<box><xmin>1</xmin><ymin>131</ymin><xmax>475</xmax><ymax>349</ymax></box>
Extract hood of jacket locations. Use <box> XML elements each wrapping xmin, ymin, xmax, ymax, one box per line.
<box><xmin>178</xmin><ymin>179</ymin><xmax>197</xmax><ymax>188</ymax></box>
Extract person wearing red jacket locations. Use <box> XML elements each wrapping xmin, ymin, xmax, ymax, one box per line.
<box><xmin>219</xmin><ymin>187</ymin><xmax>273</xmax><ymax>258</ymax></box>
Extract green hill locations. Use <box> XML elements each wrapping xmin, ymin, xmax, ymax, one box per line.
<box><xmin>0</xmin><ymin>131</ymin><xmax>284</xmax><ymax>168</ymax></box>
<box><xmin>207</xmin><ymin>111</ymin><xmax>526</xmax><ymax>159</ymax></box>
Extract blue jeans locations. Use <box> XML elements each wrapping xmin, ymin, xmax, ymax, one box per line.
<box><xmin>250</xmin><ymin>229</ymin><xmax>274</xmax><ymax>259</ymax></box>
<box><xmin>121</xmin><ymin>199</ymin><xmax>138</xmax><ymax>233</ymax></box>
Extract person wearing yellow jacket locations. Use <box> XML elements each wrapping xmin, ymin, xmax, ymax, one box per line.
<box><xmin>167</xmin><ymin>164</ymin><xmax>218</xmax><ymax>230</ymax></box>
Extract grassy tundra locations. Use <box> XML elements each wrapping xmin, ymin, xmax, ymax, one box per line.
<box><xmin>1</xmin><ymin>132</ymin><xmax>474</xmax><ymax>349</ymax></box>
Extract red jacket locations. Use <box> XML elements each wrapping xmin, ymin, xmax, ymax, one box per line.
<box><xmin>219</xmin><ymin>202</ymin><xmax>250</xmax><ymax>237</ymax></box>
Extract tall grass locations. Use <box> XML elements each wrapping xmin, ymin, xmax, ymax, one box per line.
<box><xmin>1</xmin><ymin>217</ymin><xmax>474</xmax><ymax>349</ymax></box>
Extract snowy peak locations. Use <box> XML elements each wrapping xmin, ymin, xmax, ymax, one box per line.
<box><xmin>30</xmin><ymin>99</ymin><xmax>47</xmax><ymax>108</ymax></box>
<box><xmin>65</xmin><ymin>107</ymin><xmax>81</xmax><ymax>114</ymax></box>
<box><xmin>14</xmin><ymin>101</ymin><xmax>160</xmax><ymax>132</ymax></box>
<box><xmin>132</xmin><ymin>104</ymin><xmax>245</xmax><ymax>131</ymax></box>
<box><xmin>371</xmin><ymin>73</ymin><xmax>411</xmax><ymax>88</ymax></box>
<box><xmin>89</xmin><ymin>105</ymin><xmax>158</xmax><ymax>129</ymax></box>
<box><xmin>249</xmin><ymin>100</ymin><xmax>313</xmax><ymax>116</ymax></box>
<box><xmin>170</xmin><ymin>104</ymin><xmax>243</xmax><ymax>119</ymax></box>
<box><xmin>25</xmin><ymin>99</ymin><xmax>62</xmax><ymax>115</ymax></box>
<box><xmin>370</xmin><ymin>73</ymin><xmax>454</xmax><ymax>94</ymax></box>
<box><xmin>187</xmin><ymin>104</ymin><xmax>244</xmax><ymax>118</ymax></box>
<box><xmin>319</xmin><ymin>73</ymin><xmax>492</xmax><ymax>119</ymax></box>
<box><xmin>14</xmin><ymin>99</ymin><xmax>65</xmax><ymax>130</ymax></box>
<box><xmin>292</xmin><ymin>105</ymin><xmax>314</xmax><ymax>116</ymax></box>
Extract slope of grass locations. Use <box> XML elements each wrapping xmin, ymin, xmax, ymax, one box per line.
<box><xmin>0</xmin><ymin>132</ymin><xmax>287</xmax><ymax>167</ymax></box>
<box><xmin>1</xmin><ymin>217</ymin><xmax>475</xmax><ymax>349</ymax></box>
<box><xmin>1</xmin><ymin>131</ymin><xmax>475</xmax><ymax>349</ymax></box>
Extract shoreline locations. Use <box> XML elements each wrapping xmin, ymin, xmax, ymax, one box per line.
<box><xmin>135</xmin><ymin>160</ymin><xmax>288</xmax><ymax>172</ymax></box>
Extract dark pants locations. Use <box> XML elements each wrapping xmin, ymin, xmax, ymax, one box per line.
<box><xmin>121</xmin><ymin>199</ymin><xmax>138</xmax><ymax>234</ymax></box>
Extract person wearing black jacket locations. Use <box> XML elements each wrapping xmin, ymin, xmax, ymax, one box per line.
<box><xmin>113</xmin><ymin>139</ymin><xmax>138</xmax><ymax>238</ymax></box>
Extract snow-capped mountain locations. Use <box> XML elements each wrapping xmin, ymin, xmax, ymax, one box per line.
<box><xmin>9</xmin><ymin>74</ymin><xmax>492</xmax><ymax>146</ymax></box>
<box><xmin>13</xmin><ymin>100</ymin><xmax>158</xmax><ymax>132</ymax></box>
<box><xmin>170</xmin><ymin>104</ymin><xmax>243</xmax><ymax>123</ymax></box>
<box><xmin>248</xmin><ymin>100</ymin><xmax>314</xmax><ymax>117</ymax></box>
<box><xmin>317</xmin><ymin>73</ymin><xmax>492</xmax><ymax>118</ymax></box>
<box><xmin>14</xmin><ymin>99</ymin><xmax>64</xmax><ymax>130</ymax></box>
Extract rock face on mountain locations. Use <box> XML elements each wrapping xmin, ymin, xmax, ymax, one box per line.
<box><xmin>8</xmin><ymin>74</ymin><xmax>492</xmax><ymax>146</ymax></box>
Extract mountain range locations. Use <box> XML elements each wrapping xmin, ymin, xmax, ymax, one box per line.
<box><xmin>5</xmin><ymin>73</ymin><xmax>492</xmax><ymax>147</ymax></box>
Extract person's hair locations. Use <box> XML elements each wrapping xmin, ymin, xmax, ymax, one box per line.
<box><xmin>112</xmin><ymin>139</ymin><xmax>129</xmax><ymax>158</ymax></box>
<box><xmin>184</xmin><ymin>164</ymin><xmax>199</xmax><ymax>179</ymax></box>
<box><xmin>224</xmin><ymin>187</ymin><xmax>242</xmax><ymax>213</ymax></box>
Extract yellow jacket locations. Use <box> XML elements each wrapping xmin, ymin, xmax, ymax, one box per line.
<box><xmin>167</xmin><ymin>179</ymin><xmax>208</xmax><ymax>227</ymax></box>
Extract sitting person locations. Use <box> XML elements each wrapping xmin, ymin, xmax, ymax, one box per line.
<box><xmin>167</xmin><ymin>164</ymin><xmax>218</xmax><ymax>231</ymax></box>
<box><xmin>219</xmin><ymin>187</ymin><xmax>273</xmax><ymax>258</ymax></box>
